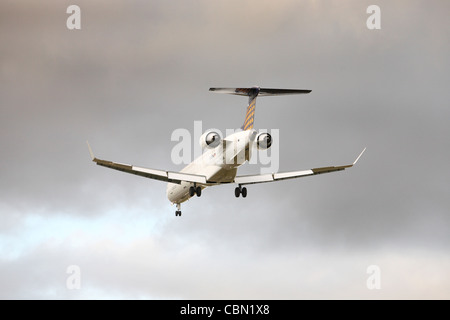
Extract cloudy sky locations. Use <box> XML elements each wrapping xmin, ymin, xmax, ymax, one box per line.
<box><xmin>1</xmin><ymin>0</ymin><xmax>449</xmax><ymax>299</ymax></box>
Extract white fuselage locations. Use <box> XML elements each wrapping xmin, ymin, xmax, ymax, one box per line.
<box><xmin>166</xmin><ymin>130</ymin><xmax>257</xmax><ymax>204</ymax></box>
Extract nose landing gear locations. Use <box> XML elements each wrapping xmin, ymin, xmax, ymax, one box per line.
<box><xmin>175</xmin><ymin>203</ymin><xmax>182</xmax><ymax>217</ymax></box>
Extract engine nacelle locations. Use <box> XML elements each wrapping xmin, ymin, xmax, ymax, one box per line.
<box><xmin>199</xmin><ymin>130</ymin><xmax>222</xmax><ymax>149</ymax></box>
<box><xmin>256</xmin><ymin>132</ymin><xmax>272</xmax><ymax>150</ymax></box>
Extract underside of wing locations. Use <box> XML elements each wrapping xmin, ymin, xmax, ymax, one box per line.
<box><xmin>87</xmin><ymin>142</ymin><xmax>207</xmax><ymax>185</ymax></box>
<box><xmin>234</xmin><ymin>148</ymin><xmax>366</xmax><ymax>186</ymax></box>
<box><xmin>93</xmin><ymin>158</ymin><xmax>207</xmax><ymax>185</ymax></box>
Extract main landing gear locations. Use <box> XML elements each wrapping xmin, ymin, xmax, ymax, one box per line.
<box><xmin>235</xmin><ymin>185</ymin><xmax>247</xmax><ymax>198</ymax></box>
<box><xmin>189</xmin><ymin>185</ymin><xmax>202</xmax><ymax>197</ymax></box>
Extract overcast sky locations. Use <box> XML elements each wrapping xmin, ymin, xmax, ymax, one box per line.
<box><xmin>1</xmin><ymin>0</ymin><xmax>449</xmax><ymax>299</ymax></box>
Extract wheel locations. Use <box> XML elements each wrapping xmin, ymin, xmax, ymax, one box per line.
<box><xmin>175</xmin><ymin>210</ymin><xmax>182</xmax><ymax>216</ymax></box>
<box><xmin>241</xmin><ymin>187</ymin><xmax>247</xmax><ymax>198</ymax></box>
<box><xmin>196</xmin><ymin>186</ymin><xmax>202</xmax><ymax>197</ymax></box>
<box><xmin>234</xmin><ymin>187</ymin><xmax>241</xmax><ymax>198</ymax></box>
<box><xmin>189</xmin><ymin>186</ymin><xmax>195</xmax><ymax>197</ymax></box>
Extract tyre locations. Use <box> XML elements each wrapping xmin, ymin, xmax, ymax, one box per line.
<box><xmin>234</xmin><ymin>187</ymin><xmax>241</xmax><ymax>197</ymax></box>
<box><xmin>241</xmin><ymin>187</ymin><xmax>247</xmax><ymax>198</ymax></box>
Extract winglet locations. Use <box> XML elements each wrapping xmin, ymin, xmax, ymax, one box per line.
<box><xmin>86</xmin><ymin>141</ymin><xmax>95</xmax><ymax>160</ymax></box>
<box><xmin>353</xmin><ymin>147</ymin><xmax>366</xmax><ymax>165</ymax></box>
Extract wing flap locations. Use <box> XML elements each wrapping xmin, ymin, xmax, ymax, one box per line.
<box><xmin>235</xmin><ymin>174</ymin><xmax>274</xmax><ymax>184</ymax></box>
<box><xmin>273</xmin><ymin>169</ymin><xmax>314</xmax><ymax>180</ymax></box>
<box><xmin>167</xmin><ymin>171</ymin><xmax>206</xmax><ymax>184</ymax></box>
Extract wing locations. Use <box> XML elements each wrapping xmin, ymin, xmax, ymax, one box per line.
<box><xmin>86</xmin><ymin>142</ymin><xmax>207</xmax><ymax>185</ymax></box>
<box><xmin>234</xmin><ymin>148</ymin><xmax>366</xmax><ymax>185</ymax></box>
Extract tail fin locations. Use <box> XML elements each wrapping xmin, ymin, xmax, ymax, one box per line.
<box><xmin>209</xmin><ymin>86</ymin><xmax>311</xmax><ymax>130</ymax></box>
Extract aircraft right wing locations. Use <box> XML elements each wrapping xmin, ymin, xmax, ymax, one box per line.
<box><xmin>234</xmin><ymin>148</ymin><xmax>366</xmax><ymax>185</ymax></box>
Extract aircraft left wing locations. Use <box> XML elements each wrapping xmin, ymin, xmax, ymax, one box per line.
<box><xmin>234</xmin><ymin>148</ymin><xmax>366</xmax><ymax>185</ymax></box>
<box><xmin>87</xmin><ymin>142</ymin><xmax>207</xmax><ymax>185</ymax></box>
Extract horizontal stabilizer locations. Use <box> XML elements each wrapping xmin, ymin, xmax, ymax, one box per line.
<box><xmin>209</xmin><ymin>87</ymin><xmax>311</xmax><ymax>96</ymax></box>
<box><xmin>210</xmin><ymin>86</ymin><xmax>311</xmax><ymax>131</ymax></box>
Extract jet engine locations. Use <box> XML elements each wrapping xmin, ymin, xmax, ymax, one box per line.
<box><xmin>256</xmin><ymin>132</ymin><xmax>272</xmax><ymax>150</ymax></box>
<box><xmin>200</xmin><ymin>130</ymin><xmax>221</xmax><ymax>149</ymax></box>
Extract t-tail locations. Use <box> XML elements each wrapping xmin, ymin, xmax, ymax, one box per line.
<box><xmin>209</xmin><ymin>86</ymin><xmax>312</xmax><ymax>130</ymax></box>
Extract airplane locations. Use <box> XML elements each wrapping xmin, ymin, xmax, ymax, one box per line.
<box><xmin>87</xmin><ymin>86</ymin><xmax>365</xmax><ymax>216</ymax></box>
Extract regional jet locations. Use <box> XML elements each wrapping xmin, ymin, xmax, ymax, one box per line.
<box><xmin>87</xmin><ymin>86</ymin><xmax>365</xmax><ymax>216</ymax></box>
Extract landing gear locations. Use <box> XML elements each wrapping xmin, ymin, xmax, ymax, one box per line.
<box><xmin>175</xmin><ymin>203</ymin><xmax>182</xmax><ymax>217</ymax></box>
<box><xmin>189</xmin><ymin>185</ymin><xmax>202</xmax><ymax>197</ymax></box>
<box><xmin>234</xmin><ymin>186</ymin><xmax>247</xmax><ymax>198</ymax></box>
